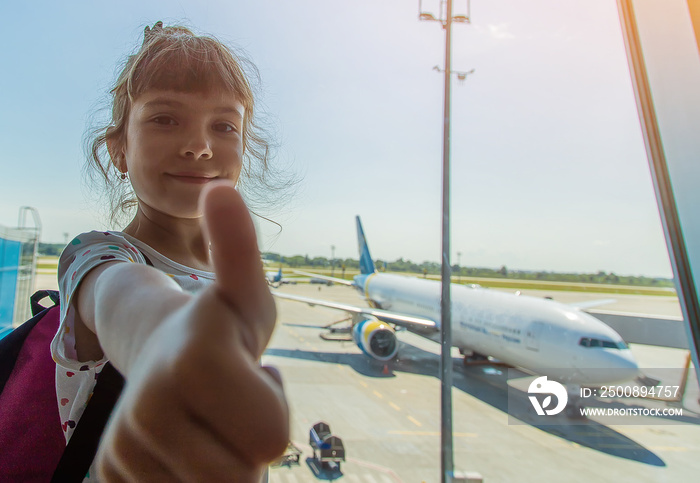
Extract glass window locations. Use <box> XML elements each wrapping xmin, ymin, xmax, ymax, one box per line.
<box><xmin>5</xmin><ymin>1</ymin><xmax>698</xmax><ymax>482</ymax></box>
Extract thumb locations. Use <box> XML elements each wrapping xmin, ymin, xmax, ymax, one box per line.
<box><xmin>200</xmin><ymin>181</ymin><xmax>276</xmax><ymax>357</ymax></box>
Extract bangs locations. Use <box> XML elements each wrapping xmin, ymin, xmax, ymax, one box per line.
<box><xmin>128</xmin><ymin>36</ymin><xmax>251</xmax><ymax>106</ymax></box>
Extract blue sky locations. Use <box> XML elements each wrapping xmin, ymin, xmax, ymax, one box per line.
<box><xmin>0</xmin><ymin>0</ymin><xmax>673</xmax><ymax>277</ymax></box>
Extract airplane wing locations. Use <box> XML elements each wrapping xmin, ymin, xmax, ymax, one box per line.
<box><xmin>291</xmin><ymin>270</ymin><xmax>355</xmax><ymax>287</ymax></box>
<box><xmin>272</xmin><ymin>291</ymin><xmax>438</xmax><ymax>331</ymax></box>
<box><xmin>569</xmin><ymin>298</ymin><xmax>616</xmax><ymax>310</ymax></box>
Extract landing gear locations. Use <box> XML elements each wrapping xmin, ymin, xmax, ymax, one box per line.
<box><xmin>463</xmin><ymin>352</ymin><xmax>489</xmax><ymax>365</ymax></box>
<box><xmin>566</xmin><ymin>402</ymin><xmax>587</xmax><ymax>419</ymax></box>
<box><xmin>565</xmin><ymin>387</ymin><xmax>587</xmax><ymax>419</ymax></box>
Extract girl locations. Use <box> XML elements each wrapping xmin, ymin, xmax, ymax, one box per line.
<box><xmin>52</xmin><ymin>22</ymin><xmax>289</xmax><ymax>481</ymax></box>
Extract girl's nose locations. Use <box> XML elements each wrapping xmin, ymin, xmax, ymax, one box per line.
<box><xmin>180</xmin><ymin>128</ymin><xmax>213</xmax><ymax>160</ymax></box>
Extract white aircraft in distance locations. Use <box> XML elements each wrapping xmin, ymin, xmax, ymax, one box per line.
<box><xmin>273</xmin><ymin>217</ymin><xmax>640</xmax><ymax>394</ymax></box>
<box><xmin>266</xmin><ymin>267</ymin><xmax>284</xmax><ymax>284</ymax></box>
<box><xmin>265</xmin><ymin>267</ymin><xmax>300</xmax><ymax>287</ymax></box>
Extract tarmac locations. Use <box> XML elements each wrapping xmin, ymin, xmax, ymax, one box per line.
<box><xmin>32</xmin><ymin>273</ymin><xmax>700</xmax><ymax>482</ymax></box>
<box><xmin>265</xmin><ymin>284</ymin><xmax>700</xmax><ymax>483</ymax></box>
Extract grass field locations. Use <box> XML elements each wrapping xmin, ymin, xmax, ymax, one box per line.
<box><xmin>38</xmin><ymin>256</ymin><xmax>675</xmax><ymax>296</ymax></box>
<box><xmin>443</xmin><ymin>277</ymin><xmax>675</xmax><ymax>296</ymax></box>
<box><xmin>279</xmin><ymin>267</ymin><xmax>677</xmax><ymax>297</ymax></box>
<box><xmin>36</xmin><ymin>256</ymin><xmax>59</xmax><ymax>270</ymax></box>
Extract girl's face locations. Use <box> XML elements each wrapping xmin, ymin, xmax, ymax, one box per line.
<box><xmin>116</xmin><ymin>89</ymin><xmax>245</xmax><ymax>220</ymax></box>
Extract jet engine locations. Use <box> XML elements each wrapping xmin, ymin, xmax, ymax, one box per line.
<box><xmin>352</xmin><ymin>318</ymin><xmax>398</xmax><ymax>361</ymax></box>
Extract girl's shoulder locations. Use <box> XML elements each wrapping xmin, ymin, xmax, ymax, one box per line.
<box><xmin>59</xmin><ymin>230</ymin><xmax>214</xmax><ymax>291</ymax></box>
<box><xmin>62</xmin><ymin>230</ymin><xmax>133</xmax><ymax>247</ymax></box>
<box><xmin>57</xmin><ymin>230</ymin><xmax>148</xmax><ymax>284</ymax></box>
<box><xmin>60</xmin><ymin>230</ymin><xmax>137</xmax><ymax>250</ymax></box>
<box><xmin>59</xmin><ymin>231</ymin><xmax>143</xmax><ymax>266</ymax></box>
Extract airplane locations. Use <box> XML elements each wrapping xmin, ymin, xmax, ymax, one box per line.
<box><xmin>265</xmin><ymin>267</ymin><xmax>301</xmax><ymax>287</ymax></box>
<box><xmin>266</xmin><ymin>267</ymin><xmax>284</xmax><ymax>285</ymax></box>
<box><xmin>273</xmin><ymin>216</ymin><xmax>641</xmax><ymax>408</ymax></box>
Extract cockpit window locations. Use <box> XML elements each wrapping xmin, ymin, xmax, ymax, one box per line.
<box><xmin>579</xmin><ymin>337</ymin><xmax>628</xmax><ymax>350</ymax></box>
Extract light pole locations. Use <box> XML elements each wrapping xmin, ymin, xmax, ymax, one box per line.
<box><xmin>419</xmin><ymin>1</ymin><xmax>471</xmax><ymax>482</ymax></box>
<box><xmin>433</xmin><ymin>65</ymin><xmax>475</xmax><ymax>83</ymax></box>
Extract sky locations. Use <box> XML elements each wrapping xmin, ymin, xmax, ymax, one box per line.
<box><xmin>0</xmin><ymin>0</ymin><xmax>674</xmax><ymax>278</ymax></box>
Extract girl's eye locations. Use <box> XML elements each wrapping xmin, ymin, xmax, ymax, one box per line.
<box><xmin>214</xmin><ymin>123</ymin><xmax>236</xmax><ymax>133</ymax></box>
<box><xmin>153</xmin><ymin>116</ymin><xmax>177</xmax><ymax>125</ymax></box>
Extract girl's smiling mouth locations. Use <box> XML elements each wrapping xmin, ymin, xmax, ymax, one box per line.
<box><xmin>167</xmin><ymin>172</ymin><xmax>218</xmax><ymax>184</ymax></box>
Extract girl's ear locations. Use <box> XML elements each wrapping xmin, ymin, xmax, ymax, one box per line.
<box><xmin>106</xmin><ymin>131</ymin><xmax>126</xmax><ymax>173</ymax></box>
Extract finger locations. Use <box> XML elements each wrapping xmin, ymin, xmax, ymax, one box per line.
<box><xmin>262</xmin><ymin>365</ymin><xmax>284</xmax><ymax>388</ymax></box>
<box><xmin>98</xmin><ymin>458</ymin><xmax>130</xmax><ymax>483</ymax></box>
<box><xmin>182</xmin><ymin>362</ymin><xmax>289</xmax><ymax>466</ymax></box>
<box><xmin>127</xmin><ymin>388</ymin><xmax>264</xmax><ymax>482</ymax></box>
<box><xmin>200</xmin><ymin>181</ymin><xmax>276</xmax><ymax>357</ymax></box>
<box><xmin>125</xmin><ymin>344</ymin><xmax>288</xmax><ymax>474</ymax></box>
<box><xmin>97</xmin><ymin>402</ymin><xmax>183</xmax><ymax>482</ymax></box>
<box><xmin>170</xmin><ymin>296</ymin><xmax>290</xmax><ymax>463</ymax></box>
<box><xmin>99</xmin><ymin>435</ymin><xmax>182</xmax><ymax>483</ymax></box>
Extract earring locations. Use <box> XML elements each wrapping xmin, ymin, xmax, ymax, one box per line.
<box><xmin>120</xmin><ymin>172</ymin><xmax>128</xmax><ymax>180</ymax></box>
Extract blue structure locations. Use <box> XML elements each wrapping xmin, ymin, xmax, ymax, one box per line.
<box><xmin>0</xmin><ymin>236</ymin><xmax>22</xmax><ymax>338</ymax></box>
<box><xmin>0</xmin><ymin>208</ymin><xmax>40</xmax><ymax>339</ymax></box>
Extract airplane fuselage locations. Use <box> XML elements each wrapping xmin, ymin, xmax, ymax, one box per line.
<box><xmin>356</xmin><ymin>272</ymin><xmax>638</xmax><ymax>385</ymax></box>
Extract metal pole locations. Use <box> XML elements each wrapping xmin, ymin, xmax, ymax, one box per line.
<box><xmin>617</xmin><ymin>0</ymin><xmax>700</xmax><ymax>372</ymax></box>
<box><xmin>440</xmin><ymin>0</ymin><xmax>454</xmax><ymax>482</ymax></box>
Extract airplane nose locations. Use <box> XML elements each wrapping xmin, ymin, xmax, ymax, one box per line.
<box><xmin>606</xmin><ymin>351</ymin><xmax>640</xmax><ymax>383</ymax></box>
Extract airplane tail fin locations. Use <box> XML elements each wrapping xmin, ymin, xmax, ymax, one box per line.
<box><xmin>356</xmin><ymin>216</ymin><xmax>376</xmax><ymax>275</ymax></box>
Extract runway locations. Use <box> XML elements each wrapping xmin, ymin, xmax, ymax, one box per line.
<box><xmin>265</xmin><ymin>284</ymin><xmax>700</xmax><ymax>483</ymax></box>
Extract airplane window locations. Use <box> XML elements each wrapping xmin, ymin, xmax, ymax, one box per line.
<box><xmin>579</xmin><ymin>338</ymin><xmax>626</xmax><ymax>350</ymax></box>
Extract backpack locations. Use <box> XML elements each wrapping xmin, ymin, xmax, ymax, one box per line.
<box><xmin>0</xmin><ymin>290</ymin><xmax>124</xmax><ymax>482</ymax></box>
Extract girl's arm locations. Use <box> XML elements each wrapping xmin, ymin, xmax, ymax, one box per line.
<box><xmin>78</xmin><ymin>182</ymin><xmax>287</xmax><ymax>481</ymax></box>
<box><xmin>76</xmin><ymin>261</ymin><xmax>192</xmax><ymax>375</ymax></box>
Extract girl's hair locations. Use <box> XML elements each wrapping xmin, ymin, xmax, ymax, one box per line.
<box><xmin>85</xmin><ymin>21</ymin><xmax>294</xmax><ymax>227</ymax></box>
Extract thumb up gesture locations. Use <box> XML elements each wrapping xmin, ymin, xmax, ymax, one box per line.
<box><xmin>96</xmin><ymin>182</ymin><xmax>289</xmax><ymax>482</ymax></box>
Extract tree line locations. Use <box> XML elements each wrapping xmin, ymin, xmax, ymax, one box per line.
<box><xmin>262</xmin><ymin>253</ymin><xmax>673</xmax><ymax>288</ymax></box>
<box><xmin>38</xmin><ymin>243</ymin><xmax>64</xmax><ymax>257</ymax></box>
<box><xmin>39</xmin><ymin>243</ymin><xmax>672</xmax><ymax>287</ymax></box>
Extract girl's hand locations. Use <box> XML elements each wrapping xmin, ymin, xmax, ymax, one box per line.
<box><xmin>96</xmin><ymin>182</ymin><xmax>289</xmax><ymax>482</ymax></box>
